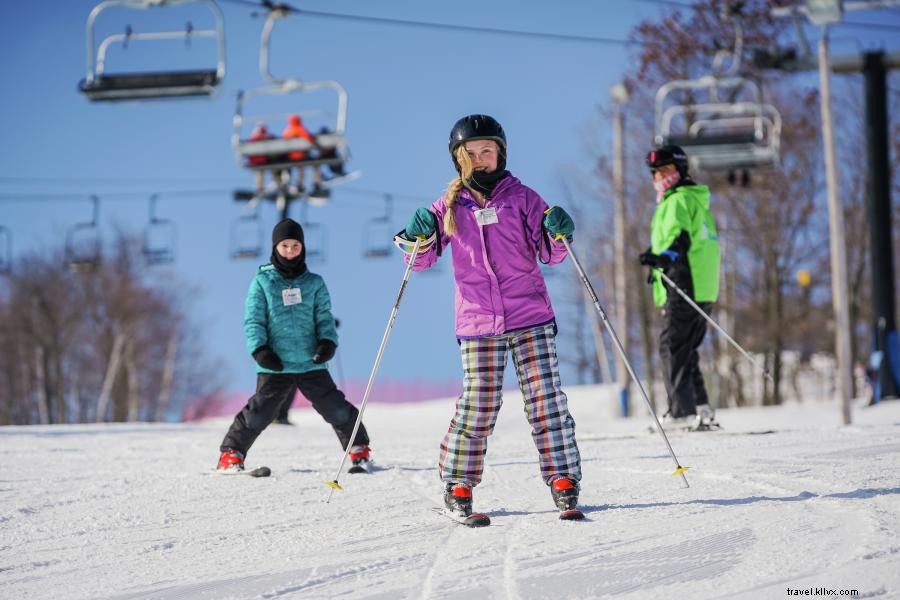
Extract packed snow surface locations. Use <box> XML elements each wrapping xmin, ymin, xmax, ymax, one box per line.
<box><xmin>3</xmin><ymin>386</ymin><xmax>899</xmax><ymax>599</ymax></box>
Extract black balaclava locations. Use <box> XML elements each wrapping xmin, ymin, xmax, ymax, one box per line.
<box><xmin>270</xmin><ymin>218</ymin><xmax>307</xmax><ymax>278</ymax></box>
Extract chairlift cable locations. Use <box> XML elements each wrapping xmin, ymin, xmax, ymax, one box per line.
<box><xmin>217</xmin><ymin>0</ymin><xmax>645</xmax><ymax>47</ymax></box>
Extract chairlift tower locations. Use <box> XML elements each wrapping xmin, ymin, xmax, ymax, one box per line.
<box><xmin>765</xmin><ymin>0</ymin><xmax>900</xmax><ymax>412</ymax></box>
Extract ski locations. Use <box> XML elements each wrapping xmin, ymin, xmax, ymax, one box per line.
<box><xmin>215</xmin><ymin>466</ymin><xmax>271</xmax><ymax>478</ymax></box>
<box><xmin>647</xmin><ymin>425</ymin><xmax>776</xmax><ymax>435</ymax></box>
<box><xmin>559</xmin><ymin>508</ymin><xmax>585</xmax><ymax>521</ymax></box>
<box><xmin>430</xmin><ymin>507</ymin><xmax>491</xmax><ymax>528</ymax></box>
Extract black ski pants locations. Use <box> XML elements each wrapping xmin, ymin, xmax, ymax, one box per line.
<box><xmin>220</xmin><ymin>370</ymin><xmax>369</xmax><ymax>455</ymax></box>
<box><xmin>659</xmin><ymin>298</ymin><xmax>712</xmax><ymax>418</ymax></box>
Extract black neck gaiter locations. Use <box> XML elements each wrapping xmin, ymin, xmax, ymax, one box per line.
<box><xmin>271</xmin><ymin>250</ymin><xmax>307</xmax><ymax>279</ymax></box>
<box><xmin>469</xmin><ymin>169</ymin><xmax>509</xmax><ymax>198</ymax></box>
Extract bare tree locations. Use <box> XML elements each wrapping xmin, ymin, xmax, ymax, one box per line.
<box><xmin>0</xmin><ymin>233</ymin><xmax>223</xmax><ymax>425</ymax></box>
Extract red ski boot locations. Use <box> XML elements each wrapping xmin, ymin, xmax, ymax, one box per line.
<box><xmin>348</xmin><ymin>445</ymin><xmax>372</xmax><ymax>474</ymax></box>
<box><xmin>217</xmin><ymin>448</ymin><xmax>245</xmax><ymax>472</ymax></box>
<box><xmin>551</xmin><ymin>477</ymin><xmax>585</xmax><ymax>520</ymax></box>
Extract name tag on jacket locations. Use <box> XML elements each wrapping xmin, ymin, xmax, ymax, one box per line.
<box><xmin>474</xmin><ymin>207</ymin><xmax>498</xmax><ymax>226</ymax></box>
<box><xmin>282</xmin><ymin>288</ymin><xmax>302</xmax><ymax>306</ymax></box>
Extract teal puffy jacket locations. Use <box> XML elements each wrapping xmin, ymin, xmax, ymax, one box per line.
<box><xmin>244</xmin><ymin>265</ymin><xmax>338</xmax><ymax>374</ymax></box>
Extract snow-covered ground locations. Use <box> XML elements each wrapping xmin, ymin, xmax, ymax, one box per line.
<box><xmin>3</xmin><ymin>386</ymin><xmax>899</xmax><ymax>599</ymax></box>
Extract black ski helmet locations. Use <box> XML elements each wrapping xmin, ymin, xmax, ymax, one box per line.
<box><xmin>645</xmin><ymin>144</ymin><xmax>689</xmax><ymax>175</ymax></box>
<box><xmin>449</xmin><ymin>114</ymin><xmax>506</xmax><ymax>155</ymax></box>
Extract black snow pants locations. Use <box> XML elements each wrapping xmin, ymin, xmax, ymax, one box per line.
<box><xmin>220</xmin><ymin>370</ymin><xmax>369</xmax><ymax>455</ymax></box>
<box><xmin>659</xmin><ymin>297</ymin><xmax>712</xmax><ymax>419</ymax></box>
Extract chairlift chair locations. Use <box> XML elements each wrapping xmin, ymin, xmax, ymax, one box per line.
<box><xmin>230</xmin><ymin>207</ymin><xmax>263</xmax><ymax>260</ymax></box>
<box><xmin>231</xmin><ymin>6</ymin><xmax>359</xmax><ymax>198</ymax></box>
<box><xmin>363</xmin><ymin>195</ymin><xmax>394</xmax><ymax>259</ymax></box>
<box><xmin>297</xmin><ymin>201</ymin><xmax>326</xmax><ymax>264</ymax></box>
<box><xmin>652</xmin><ymin>11</ymin><xmax>782</xmax><ymax>173</ymax></box>
<box><xmin>79</xmin><ymin>0</ymin><xmax>226</xmax><ymax>102</ymax></box>
<box><xmin>0</xmin><ymin>226</ymin><xmax>11</xmax><ymax>274</ymax></box>
<box><xmin>654</xmin><ymin>77</ymin><xmax>782</xmax><ymax>172</ymax></box>
<box><xmin>143</xmin><ymin>194</ymin><xmax>177</xmax><ymax>265</ymax></box>
<box><xmin>66</xmin><ymin>195</ymin><xmax>102</xmax><ymax>272</ymax></box>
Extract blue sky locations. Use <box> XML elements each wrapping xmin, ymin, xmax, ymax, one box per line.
<box><xmin>2</xmin><ymin>0</ymin><xmax>898</xmax><ymax>399</ymax></box>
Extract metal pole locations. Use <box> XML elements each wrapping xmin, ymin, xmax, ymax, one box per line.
<box><xmin>818</xmin><ymin>29</ymin><xmax>854</xmax><ymax>424</ymax></box>
<box><xmin>583</xmin><ymin>286</ymin><xmax>613</xmax><ymax>385</ymax></box>
<box><xmin>862</xmin><ymin>51</ymin><xmax>898</xmax><ymax>399</ymax></box>
<box><xmin>325</xmin><ymin>237</ymin><xmax>423</xmax><ymax>500</ymax></box>
<box><xmin>562</xmin><ymin>238</ymin><xmax>690</xmax><ymax>488</ymax></box>
<box><xmin>611</xmin><ymin>84</ymin><xmax>631</xmax><ymax>417</ymax></box>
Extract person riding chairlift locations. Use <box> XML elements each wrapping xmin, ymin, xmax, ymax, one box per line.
<box><xmin>282</xmin><ymin>115</ymin><xmax>328</xmax><ymax>201</ymax></box>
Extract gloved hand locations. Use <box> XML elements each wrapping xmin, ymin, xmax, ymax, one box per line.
<box><xmin>252</xmin><ymin>345</ymin><xmax>284</xmax><ymax>371</ymax></box>
<box><xmin>312</xmin><ymin>339</ymin><xmax>337</xmax><ymax>364</ymax></box>
<box><xmin>405</xmin><ymin>207</ymin><xmax>437</xmax><ymax>239</ymax></box>
<box><xmin>543</xmin><ymin>206</ymin><xmax>575</xmax><ymax>241</ymax></box>
<box><xmin>639</xmin><ymin>249</ymin><xmax>678</xmax><ymax>269</ymax></box>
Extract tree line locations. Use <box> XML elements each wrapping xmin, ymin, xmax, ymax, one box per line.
<box><xmin>560</xmin><ymin>0</ymin><xmax>898</xmax><ymax>408</ymax></box>
<box><xmin>0</xmin><ymin>234</ymin><xmax>223</xmax><ymax>425</ymax></box>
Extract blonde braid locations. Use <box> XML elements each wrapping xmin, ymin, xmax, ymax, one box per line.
<box><xmin>443</xmin><ymin>145</ymin><xmax>483</xmax><ymax>236</ymax></box>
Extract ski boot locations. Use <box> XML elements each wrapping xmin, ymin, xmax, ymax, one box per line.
<box><xmin>551</xmin><ymin>477</ymin><xmax>585</xmax><ymax>520</ymax></box>
<box><xmin>659</xmin><ymin>412</ymin><xmax>693</xmax><ymax>432</ymax></box>
<box><xmin>217</xmin><ymin>448</ymin><xmax>245</xmax><ymax>472</ymax></box>
<box><xmin>443</xmin><ymin>483</ymin><xmax>473</xmax><ymax>517</ymax></box>
<box><xmin>442</xmin><ymin>483</ymin><xmax>490</xmax><ymax>527</ymax></box>
<box><xmin>348</xmin><ymin>445</ymin><xmax>372</xmax><ymax>474</ymax></box>
<box><xmin>694</xmin><ymin>404</ymin><xmax>720</xmax><ymax>431</ymax></box>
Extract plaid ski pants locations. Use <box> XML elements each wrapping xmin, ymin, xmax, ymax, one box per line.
<box><xmin>438</xmin><ymin>323</ymin><xmax>582</xmax><ymax>487</ymax></box>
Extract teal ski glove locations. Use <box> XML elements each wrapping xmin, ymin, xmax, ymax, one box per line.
<box><xmin>543</xmin><ymin>206</ymin><xmax>575</xmax><ymax>241</ymax></box>
<box><xmin>405</xmin><ymin>207</ymin><xmax>437</xmax><ymax>239</ymax></box>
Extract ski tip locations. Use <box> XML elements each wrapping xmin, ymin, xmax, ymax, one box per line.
<box><xmin>672</xmin><ymin>466</ymin><xmax>691</xmax><ymax>476</ymax></box>
<box><xmin>324</xmin><ymin>480</ymin><xmax>344</xmax><ymax>490</ymax></box>
<box><xmin>463</xmin><ymin>513</ymin><xmax>491</xmax><ymax>527</ymax></box>
<box><xmin>559</xmin><ymin>508</ymin><xmax>585</xmax><ymax>521</ymax></box>
<box><xmin>248</xmin><ymin>466</ymin><xmax>272</xmax><ymax>477</ymax></box>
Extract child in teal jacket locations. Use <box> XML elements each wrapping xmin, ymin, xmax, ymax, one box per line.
<box><xmin>217</xmin><ymin>218</ymin><xmax>371</xmax><ymax>472</ymax></box>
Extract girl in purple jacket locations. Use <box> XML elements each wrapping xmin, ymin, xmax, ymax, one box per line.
<box><xmin>400</xmin><ymin>114</ymin><xmax>583</xmax><ymax>519</ymax></box>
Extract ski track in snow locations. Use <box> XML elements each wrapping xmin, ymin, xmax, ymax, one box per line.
<box><xmin>1</xmin><ymin>388</ymin><xmax>899</xmax><ymax>599</ymax></box>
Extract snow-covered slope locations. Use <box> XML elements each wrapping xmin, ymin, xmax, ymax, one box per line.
<box><xmin>3</xmin><ymin>386</ymin><xmax>899</xmax><ymax>599</ymax></box>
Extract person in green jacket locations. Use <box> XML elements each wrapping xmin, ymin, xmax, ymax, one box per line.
<box><xmin>217</xmin><ymin>218</ymin><xmax>371</xmax><ymax>472</ymax></box>
<box><xmin>639</xmin><ymin>145</ymin><xmax>721</xmax><ymax>429</ymax></box>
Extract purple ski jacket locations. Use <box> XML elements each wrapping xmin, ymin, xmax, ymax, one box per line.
<box><xmin>409</xmin><ymin>173</ymin><xmax>568</xmax><ymax>338</ymax></box>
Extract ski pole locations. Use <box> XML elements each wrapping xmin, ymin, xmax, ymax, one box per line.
<box><xmin>325</xmin><ymin>236</ymin><xmax>423</xmax><ymax>501</ymax></box>
<box><xmin>655</xmin><ymin>269</ymin><xmax>773</xmax><ymax>383</ymax></box>
<box><xmin>561</xmin><ymin>237</ymin><xmax>690</xmax><ymax>488</ymax></box>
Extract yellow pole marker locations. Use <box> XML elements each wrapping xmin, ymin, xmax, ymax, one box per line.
<box><xmin>325</xmin><ymin>480</ymin><xmax>344</xmax><ymax>491</ymax></box>
<box><xmin>672</xmin><ymin>466</ymin><xmax>691</xmax><ymax>476</ymax></box>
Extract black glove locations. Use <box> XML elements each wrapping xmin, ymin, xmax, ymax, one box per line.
<box><xmin>639</xmin><ymin>249</ymin><xmax>678</xmax><ymax>269</ymax></box>
<box><xmin>312</xmin><ymin>339</ymin><xmax>337</xmax><ymax>364</ymax></box>
<box><xmin>252</xmin><ymin>345</ymin><xmax>284</xmax><ymax>371</ymax></box>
